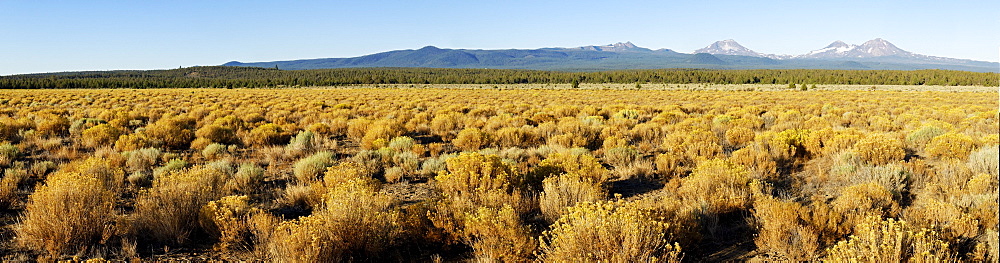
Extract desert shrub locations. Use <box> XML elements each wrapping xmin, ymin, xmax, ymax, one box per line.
<box><xmin>925</xmin><ymin>132</ymin><xmax>975</xmax><ymax>160</ymax></box>
<box><xmin>195</xmin><ymin>124</ymin><xmax>238</xmax><ymax>145</ymax></box>
<box><xmin>538</xmin><ymin>199</ymin><xmax>683</xmax><ymax>262</ymax></box>
<box><xmin>124</xmin><ymin>147</ymin><xmax>162</xmax><ymax>174</ymax></box>
<box><xmin>751</xmin><ymin>197</ymin><xmax>819</xmax><ymax>261</ymax></box>
<box><xmin>903</xmin><ymin>196</ymin><xmax>982</xmax><ymax>242</ymax></box>
<box><xmin>853</xmin><ymin>134</ymin><xmax>905</xmax><ymax>165</ymax></box>
<box><xmin>905</xmin><ymin>125</ymin><xmax>946</xmax><ymax>149</ymax></box>
<box><xmin>604</xmin><ymin>146</ymin><xmax>639</xmax><ymax>168</ymax></box>
<box><xmin>387</xmin><ymin>136</ymin><xmax>416</xmax><ymax>152</ymax></box>
<box><xmin>0</xmin><ymin>142</ymin><xmax>18</xmax><ymax>167</ymax></box>
<box><xmin>0</xmin><ymin>166</ymin><xmax>29</xmax><ymax>209</ymax></box>
<box><xmin>392</xmin><ymin>150</ymin><xmax>421</xmax><ymax>174</ymax></box>
<box><xmin>463</xmin><ymin>205</ymin><xmax>536</xmax><ymax>262</ymax></box>
<box><xmin>730</xmin><ymin>143</ymin><xmax>778</xmax><ymax>180</ymax></box>
<box><xmin>453</xmin><ymin>127</ymin><xmax>491</xmax><ymax>152</ymax></box>
<box><xmin>769</xmin><ymin>129</ymin><xmax>813</xmax><ymax>159</ymax></box>
<box><xmin>201</xmin><ymin>195</ymin><xmax>255</xmax><ymax>251</ymax></box>
<box><xmin>292</xmin><ymin>151</ymin><xmax>335</xmax><ymax>183</ymax></box>
<box><xmin>281</xmin><ymin>182</ymin><xmax>324</xmax><ymax>212</ymax></box>
<box><xmin>227</xmin><ymin>163</ymin><xmax>265</xmax><ymax>194</ymax></box>
<box><xmin>654</xmin><ymin>152</ymin><xmax>684</xmax><ymax>180</ymax></box>
<box><xmin>824</xmin><ymin>217</ymin><xmax>955</xmax><ymax>262</ymax></box>
<box><xmin>967</xmin><ymin>145</ymin><xmax>999</xmax><ymax>177</ymax></box>
<box><xmin>29</xmin><ymin>160</ymin><xmax>57</xmax><ymax>177</ymax></box>
<box><xmin>267</xmin><ymin>178</ymin><xmax>404</xmax><ymax>262</ymax></box>
<box><xmin>351</xmin><ymin>149</ymin><xmax>389</xmax><ymax>177</ymax></box>
<box><xmin>431</xmin><ymin>112</ymin><xmax>463</xmax><ymax>141</ymax></box>
<box><xmin>360</xmin><ymin>119</ymin><xmax>404</xmax><ymax>150</ymax></box>
<box><xmin>724</xmin><ymin>126</ymin><xmax>755</xmax><ymax>148</ymax></box>
<box><xmin>16</xmin><ymin>171</ymin><xmax>117</xmax><ymax>258</ymax></box>
<box><xmin>678</xmin><ymin>159</ymin><xmax>755</xmax><ymax>214</ymax></box>
<box><xmin>81</xmin><ymin>123</ymin><xmax>124</xmax><ymax>148</ymax></box>
<box><xmin>69</xmin><ymin>156</ymin><xmax>127</xmax><ymax>192</ymax></box>
<box><xmin>539</xmin><ymin>172</ymin><xmax>606</xmax><ymax>223</ymax></box>
<box><xmin>322</xmin><ymin>161</ymin><xmax>370</xmax><ymax>188</ymax></box>
<box><xmin>383</xmin><ymin>167</ymin><xmax>405</xmax><ymax>183</ymax></box>
<box><xmin>245</xmin><ymin>123</ymin><xmax>289</xmax><ymax>148</ymax></box>
<box><xmin>431</xmin><ymin>152</ymin><xmax>535</xmax><ymax>243</ymax></box>
<box><xmin>533</xmin><ymin>149</ymin><xmax>609</xmax><ymax>185</ymax></box>
<box><xmin>152</xmin><ymin>158</ymin><xmax>187</xmax><ymax>178</ymax></box>
<box><xmin>435</xmin><ymin>152</ymin><xmax>525</xmax><ymax>197</ymax></box>
<box><xmin>69</xmin><ymin>118</ymin><xmax>106</xmax><ymax>136</ymax></box>
<box><xmin>202</xmin><ymin>143</ymin><xmax>228</xmax><ymax>160</ymax></box>
<box><xmin>285</xmin><ymin>130</ymin><xmax>316</xmax><ymax>157</ymax></box>
<box><xmin>35</xmin><ymin>115</ymin><xmax>70</xmax><ymax>137</ymax></box>
<box><xmin>419</xmin><ymin>154</ymin><xmax>453</xmax><ymax>177</ymax></box>
<box><xmin>145</xmin><ymin>116</ymin><xmax>197</xmax><ymax>150</ymax></box>
<box><xmin>114</xmin><ymin>132</ymin><xmax>154</xmax><ymax>151</ymax></box>
<box><xmin>132</xmin><ymin>164</ymin><xmax>232</xmax><ymax>246</ymax></box>
<box><xmin>494</xmin><ymin>126</ymin><xmax>533</xmax><ymax>148</ymax></box>
<box><xmin>829</xmin><ymin>183</ymin><xmax>901</xmax><ymax>234</ymax></box>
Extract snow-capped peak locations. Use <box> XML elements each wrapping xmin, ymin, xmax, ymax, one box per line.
<box><xmin>695</xmin><ymin>39</ymin><xmax>764</xmax><ymax>57</ymax></box>
<box><xmin>798</xmin><ymin>38</ymin><xmax>913</xmax><ymax>59</ymax></box>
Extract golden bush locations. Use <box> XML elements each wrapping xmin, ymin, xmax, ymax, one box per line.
<box><xmin>853</xmin><ymin>134</ymin><xmax>905</xmax><ymax>165</ymax></box>
<box><xmin>201</xmin><ymin>195</ymin><xmax>255</xmax><ymax>251</ymax></box>
<box><xmin>436</xmin><ymin>152</ymin><xmax>523</xmax><ymax>196</ymax></box>
<box><xmin>463</xmin><ymin>205</ymin><xmax>536</xmax><ymax>262</ymax></box>
<box><xmin>654</xmin><ymin>152</ymin><xmax>684</xmax><ymax>179</ymax></box>
<box><xmin>359</xmin><ymin>119</ymin><xmax>404</xmax><ymax>150</ymax></box>
<box><xmin>145</xmin><ymin>116</ymin><xmax>197</xmax><ymax>149</ymax></box>
<box><xmin>80</xmin><ymin>123</ymin><xmax>124</xmax><ymax>148</ymax></box>
<box><xmin>724</xmin><ymin>126</ymin><xmax>755</xmax><ymax>148</ymax></box>
<box><xmin>267</xmin><ymin>178</ymin><xmax>404</xmax><ymax>262</ymax></box>
<box><xmin>925</xmin><ymin>132</ymin><xmax>975</xmax><ymax>160</ymax></box>
<box><xmin>769</xmin><ymin>129</ymin><xmax>812</xmax><ymax>159</ymax></box>
<box><xmin>494</xmin><ymin>126</ymin><xmax>534</xmax><ymax>148</ymax></box>
<box><xmin>533</xmin><ymin>149</ymin><xmax>609</xmax><ymax>184</ymax></box>
<box><xmin>824</xmin><ymin>217</ymin><xmax>954</xmax><ymax>262</ymax></box>
<box><xmin>751</xmin><ymin>197</ymin><xmax>818</xmax><ymax>261</ymax></box>
<box><xmin>604</xmin><ymin>146</ymin><xmax>639</xmax><ymax>168</ymax></box>
<box><xmin>453</xmin><ymin>127</ymin><xmax>491</xmax><ymax>152</ymax></box>
<box><xmin>245</xmin><ymin>123</ymin><xmax>289</xmax><ymax>148</ymax></box>
<box><xmin>114</xmin><ymin>132</ymin><xmax>154</xmax><ymax>151</ymax></box>
<box><xmin>0</xmin><ymin>166</ymin><xmax>29</xmax><ymax>209</ymax></box>
<box><xmin>16</xmin><ymin>171</ymin><xmax>116</xmax><ymax>258</ymax></box>
<box><xmin>730</xmin><ymin>143</ymin><xmax>778</xmax><ymax>180</ymax></box>
<box><xmin>431</xmin><ymin>112</ymin><xmax>463</xmax><ymax>141</ymax></box>
<box><xmin>35</xmin><ymin>115</ymin><xmax>71</xmax><ymax>137</ymax></box>
<box><xmin>0</xmin><ymin>142</ymin><xmax>18</xmax><ymax>167</ymax></box>
<box><xmin>678</xmin><ymin>159</ymin><xmax>755</xmax><ymax>214</ymax></box>
<box><xmin>538</xmin><ymin>199</ymin><xmax>683</xmax><ymax>262</ymax></box>
<box><xmin>195</xmin><ymin>124</ymin><xmax>238</xmax><ymax>145</ymax></box>
<box><xmin>132</xmin><ymin>164</ymin><xmax>231</xmax><ymax>246</ymax></box>
<box><xmin>539</xmin><ymin>173</ymin><xmax>606</xmax><ymax>223</ymax></box>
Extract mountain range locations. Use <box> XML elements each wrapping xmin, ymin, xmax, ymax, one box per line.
<box><xmin>224</xmin><ymin>39</ymin><xmax>999</xmax><ymax>72</ymax></box>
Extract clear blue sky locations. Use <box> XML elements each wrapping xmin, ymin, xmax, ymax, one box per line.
<box><xmin>2</xmin><ymin>0</ymin><xmax>997</xmax><ymax>75</ymax></box>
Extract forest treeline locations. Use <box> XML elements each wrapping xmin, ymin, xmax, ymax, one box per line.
<box><xmin>1</xmin><ymin>66</ymin><xmax>996</xmax><ymax>89</ymax></box>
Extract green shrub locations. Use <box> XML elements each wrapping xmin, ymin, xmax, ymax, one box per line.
<box><xmin>293</xmin><ymin>151</ymin><xmax>335</xmax><ymax>183</ymax></box>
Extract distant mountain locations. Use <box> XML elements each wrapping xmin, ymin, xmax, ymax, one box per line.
<box><xmin>799</xmin><ymin>38</ymin><xmax>912</xmax><ymax>59</ymax></box>
<box><xmin>223</xmin><ymin>40</ymin><xmax>999</xmax><ymax>72</ymax></box>
<box><xmin>574</xmin><ymin>41</ymin><xmax>651</xmax><ymax>52</ymax></box>
<box><xmin>695</xmin><ymin>39</ymin><xmax>764</xmax><ymax>57</ymax></box>
<box><xmin>686</xmin><ymin>53</ymin><xmax>727</xmax><ymax>65</ymax></box>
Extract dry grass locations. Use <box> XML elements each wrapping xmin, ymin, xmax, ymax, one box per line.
<box><xmin>0</xmin><ymin>86</ymin><xmax>995</xmax><ymax>261</ymax></box>
<box><xmin>15</xmin><ymin>170</ymin><xmax>117</xmax><ymax>259</ymax></box>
